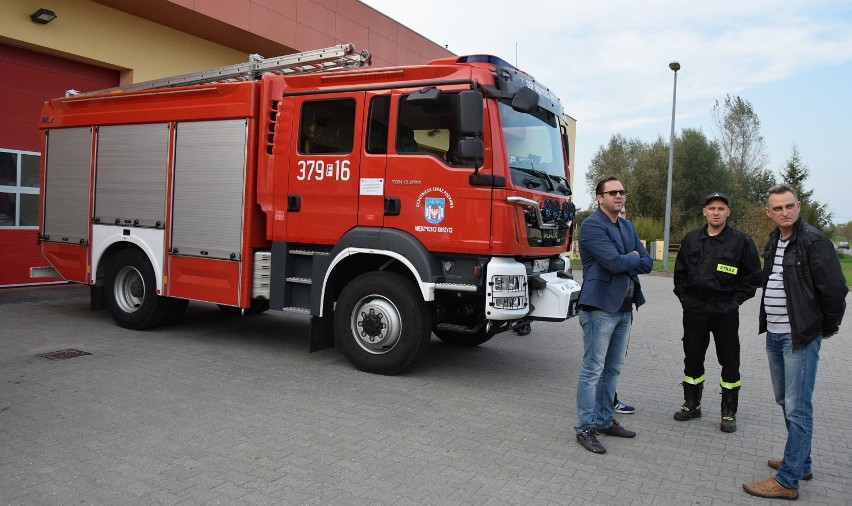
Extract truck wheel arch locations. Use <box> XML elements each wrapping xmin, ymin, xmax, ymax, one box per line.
<box><xmin>317</xmin><ymin>227</ymin><xmax>442</xmax><ymax>316</ymax></box>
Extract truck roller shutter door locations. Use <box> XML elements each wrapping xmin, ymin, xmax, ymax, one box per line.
<box><xmin>171</xmin><ymin>120</ymin><xmax>247</xmax><ymax>260</ymax></box>
<box><xmin>95</xmin><ymin>123</ymin><xmax>169</xmax><ymax>228</ymax></box>
<box><xmin>43</xmin><ymin>127</ymin><xmax>92</xmax><ymax>245</ymax></box>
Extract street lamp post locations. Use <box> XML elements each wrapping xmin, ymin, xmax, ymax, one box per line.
<box><xmin>661</xmin><ymin>61</ymin><xmax>680</xmax><ymax>271</ymax></box>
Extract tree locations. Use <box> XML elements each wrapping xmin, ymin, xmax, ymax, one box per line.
<box><xmin>712</xmin><ymin>94</ymin><xmax>773</xmax><ymax>208</ymax></box>
<box><xmin>585</xmin><ymin>130</ymin><xmax>726</xmax><ymax>237</ymax></box>
<box><xmin>628</xmin><ymin>137</ymin><xmax>669</xmax><ymax>220</ymax></box>
<box><xmin>670</xmin><ymin>128</ymin><xmax>728</xmax><ymax>232</ymax></box>
<box><xmin>631</xmin><ymin>215</ymin><xmax>664</xmax><ymax>242</ymax></box>
<box><xmin>779</xmin><ymin>144</ymin><xmax>832</xmax><ymax>231</ymax></box>
<box><xmin>585</xmin><ymin>134</ymin><xmax>643</xmax><ymax>203</ymax></box>
<box><xmin>834</xmin><ymin>221</ymin><xmax>852</xmax><ymax>240</ymax></box>
<box><xmin>736</xmin><ymin>203</ymin><xmax>776</xmax><ymax>252</ymax></box>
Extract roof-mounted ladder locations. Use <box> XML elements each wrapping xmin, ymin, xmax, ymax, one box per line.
<box><xmin>66</xmin><ymin>43</ymin><xmax>371</xmax><ymax>97</ymax></box>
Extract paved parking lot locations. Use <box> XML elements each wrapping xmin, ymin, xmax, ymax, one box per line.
<box><xmin>1</xmin><ymin>274</ymin><xmax>850</xmax><ymax>505</ymax></box>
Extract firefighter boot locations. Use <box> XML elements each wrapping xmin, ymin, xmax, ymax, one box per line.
<box><xmin>720</xmin><ymin>387</ymin><xmax>739</xmax><ymax>433</ymax></box>
<box><xmin>674</xmin><ymin>382</ymin><xmax>703</xmax><ymax>421</ymax></box>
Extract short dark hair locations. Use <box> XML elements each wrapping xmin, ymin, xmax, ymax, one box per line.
<box><xmin>766</xmin><ymin>184</ymin><xmax>798</xmax><ymax>203</ymax></box>
<box><xmin>595</xmin><ymin>176</ymin><xmax>621</xmax><ymax>195</ymax></box>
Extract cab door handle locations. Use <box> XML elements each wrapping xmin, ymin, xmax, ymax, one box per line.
<box><xmin>287</xmin><ymin>195</ymin><xmax>301</xmax><ymax>212</ymax></box>
<box><xmin>384</xmin><ymin>196</ymin><xmax>400</xmax><ymax>216</ymax></box>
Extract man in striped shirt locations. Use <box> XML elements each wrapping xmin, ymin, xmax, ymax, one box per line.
<box><xmin>743</xmin><ymin>185</ymin><xmax>847</xmax><ymax>500</ymax></box>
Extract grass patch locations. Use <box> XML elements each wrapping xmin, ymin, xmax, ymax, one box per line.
<box><xmin>840</xmin><ymin>253</ymin><xmax>852</xmax><ymax>286</ymax></box>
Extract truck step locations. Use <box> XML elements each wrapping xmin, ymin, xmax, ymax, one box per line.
<box><xmin>434</xmin><ymin>282</ymin><xmax>477</xmax><ymax>293</ymax></box>
<box><xmin>281</xmin><ymin>307</ymin><xmax>310</xmax><ymax>315</ymax></box>
<box><xmin>288</xmin><ymin>249</ymin><xmax>330</xmax><ymax>257</ymax></box>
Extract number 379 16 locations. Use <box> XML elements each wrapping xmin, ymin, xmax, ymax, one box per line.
<box><xmin>296</xmin><ymin>159</ymin><xmax>351</xmax><ymax>181</ymax></box>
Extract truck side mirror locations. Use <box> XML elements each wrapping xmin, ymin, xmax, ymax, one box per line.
<box><xmin>458</xmin><ymin>90</ymin><xmax>483</xmax><ymax>137</ymax></box>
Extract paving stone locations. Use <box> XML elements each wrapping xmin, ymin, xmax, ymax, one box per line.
<box><xmin>0</xmin><ymin>276</ymin><xmax>850</xmax><ymax>504</ymax></box>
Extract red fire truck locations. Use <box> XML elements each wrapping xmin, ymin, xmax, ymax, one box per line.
<box><xmin>36</xmin><ymin>44</ymin><xmax>580</xmax><ymax>374</ymax></box>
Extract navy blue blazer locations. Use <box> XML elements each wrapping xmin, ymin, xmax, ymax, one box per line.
<box><xmin>578</xmin><ymin>208</ymin><xmax>653</xmax><ymax>312</ymax></box>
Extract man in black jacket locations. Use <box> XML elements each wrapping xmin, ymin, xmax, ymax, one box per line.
<box><xmin>743</xmin><ymin>185</ymin><xmax>847</xmax><ymax>500</ymax></box>
<box><xmin>672</xmin><ymin>192</ymin><xmax>761</xmax><ymax>432</ymax></box>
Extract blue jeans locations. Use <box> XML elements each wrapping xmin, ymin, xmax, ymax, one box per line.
<box><xmin>766</xmin><ymin>332</ymin><xmax>822</xmax><ymax>489</ymax></box>
<box><xmin>575</xmin><ymin>309</ymin><xmax>631</xmax><ymax>433</ymax></box>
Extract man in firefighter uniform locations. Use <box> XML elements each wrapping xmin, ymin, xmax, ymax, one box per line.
<box><xmin>673</xmin><ymin>192</ymin><xmax>761</xmax><ymax>432</ymax></box>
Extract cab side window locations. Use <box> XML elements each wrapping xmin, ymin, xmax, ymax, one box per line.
<box><xmin>396</xmin><ymin>92</ymin><xmax>462</xmax><ymax>165</ymax></box>
<box><xmin>366</xmin><ymin>96</ymin><xmax>390</xmax><ymax>154</ymax></box>
<box><xmin>299</xmin><ymin>99</ymin><xmax>356</xmax><ymax>154</ymax></box>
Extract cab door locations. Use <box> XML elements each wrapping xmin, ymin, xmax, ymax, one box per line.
<box><xmin>285</xmin><ymin>92</ymin><xmax>363</xmax><ymax>244</ymax></box>
<box><xmin>382</xmin><ymin>87</ymin><xmax>493</xmax><ymax>255</ymax></box>
<box><xmin>357</xmin><ymin>91</ymin><xmax>391</xmax><ymax>228</ymax></box>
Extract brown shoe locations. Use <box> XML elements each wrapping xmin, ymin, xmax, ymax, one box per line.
<box><xmin>768</xmin><ymin>459</ymin><xmax>813</xmax><ymax>481</ymax></box>
<box><xmin>742</xmin><ymin>477</ymin><xmax>798</xmax><ymax>500</ymax></box>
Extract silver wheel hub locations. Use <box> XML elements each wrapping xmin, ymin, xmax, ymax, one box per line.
<box><xmin>114</xmin><ymin>266</ymin><xmax>145</xmax><ymax>314</ymax></box>
<box><xmin>350</xmin><ymin>295</ymin><xmax>402</xmax><ymax>354</ymax></box>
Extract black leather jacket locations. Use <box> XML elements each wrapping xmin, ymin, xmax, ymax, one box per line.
<box><xmin>759</xmin><ymin>217</ymin><xmax>848</xmax><ymax>348</ymax></box>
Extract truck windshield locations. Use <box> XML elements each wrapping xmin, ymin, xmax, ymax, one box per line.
<box><xmin>498</xmin><ymin>99</ymin><xmax>567</xmax><ymax>182</ymax></box>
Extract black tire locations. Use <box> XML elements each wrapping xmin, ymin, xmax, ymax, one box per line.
<box><xmin>335</xmin><ymin>271</ymin><xmax>431</xmax><ymax>375</ymax></box>
<box><xmin>433</xmin><ymin>327</ymin><xmax>492</xmax><ymax>347</ymax></box>
<box><xmin>105</xmin><ymin>249</ymin><xmax>169</xmax><ymax>330</ymax></box>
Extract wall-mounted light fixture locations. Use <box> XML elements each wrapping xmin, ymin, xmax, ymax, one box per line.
<box><xmin>30</xmin><ymin>8</ymin><xmax>57</xmax><ymax>24</ymax></box>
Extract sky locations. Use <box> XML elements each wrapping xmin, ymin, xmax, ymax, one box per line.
<box><xmin>360</xmin><ymin>0</ymin><xmax>852</xmax><ymax>223</ymax></box>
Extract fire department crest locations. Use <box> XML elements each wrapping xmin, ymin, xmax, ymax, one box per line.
<box><xmin>424</xmin><ymin>197</ymin><xmax>445</xmax><ymax>224</ymax></box>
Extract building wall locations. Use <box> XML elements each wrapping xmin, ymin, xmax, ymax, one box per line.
<box><xmin>0</xmin><ymin>0</ymin><xmax>578</xmax><ymax>284</ymax></box>
<box><xmin>0</xmin><ymin>0</ymin><xmax>453</xmax><ymax>287</ymax></box>
<box><xmin>0</xmin><ymin>43</ymin><xmax>120</xmax><ymax>285</ymax></box>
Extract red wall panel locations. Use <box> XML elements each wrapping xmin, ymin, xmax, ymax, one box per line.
<box><xmin>0</xmin><ymin>44</ymin><xmax>117</xmax><ymax>286</ymax></box>
<box><xmin>0</xmin><ymin>230</ymin><xmax>59</xmax><ymax>285</ymax></box>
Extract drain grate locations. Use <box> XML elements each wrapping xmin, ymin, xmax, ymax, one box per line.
<box><xmin>37</xmin><ymin>349</ymin><xmax>92</xmax><ymax>360</ymax></box>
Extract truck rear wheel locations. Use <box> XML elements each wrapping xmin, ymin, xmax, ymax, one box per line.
<box><xmin>335</xmin><ymin>271</ymin><xmax>431</xmax><ymax>375</ymax></box>
<box><xmin>105</xmin><ymin>249</ymin><xmax>169</xmax><ymax>330</ymax></box>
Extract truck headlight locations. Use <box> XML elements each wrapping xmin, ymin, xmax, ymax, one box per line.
<box><xmin>492</xmin><ymin>274</ymin><xmax>523</xmax><ymax>291</ymax></box>
<box><xmin>492</xmin><ymin>295</ymin><xmax>527</xmax><ymax>310</ymax></box>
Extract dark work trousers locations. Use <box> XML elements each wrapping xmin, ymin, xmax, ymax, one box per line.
<box><xmin>681</xmin><ymin>306</ymin><xmax>740</xmax><ymax>383</ymax></box>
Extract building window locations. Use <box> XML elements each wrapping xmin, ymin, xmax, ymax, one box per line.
<box><xmin>0</xmin><ymin>149</ymin><xmax>40</xmax><ymax>229</ymax></box>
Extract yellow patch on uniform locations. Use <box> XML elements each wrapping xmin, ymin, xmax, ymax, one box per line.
<box><xmin>717</xmin><ymin>264</ymin><xmax>738</xmax><ymax>275</ymax></box>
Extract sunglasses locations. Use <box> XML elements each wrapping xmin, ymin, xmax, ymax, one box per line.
<box><xmin>599</xmin><ymin>190</ymin><xmax>627</xmax><ymax>196</ymax></box>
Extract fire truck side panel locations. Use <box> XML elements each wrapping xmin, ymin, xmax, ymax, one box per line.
<box><xmin>282</xmin><ymin>92</ymin><xmax>363</xmax><ymax>245</ymax></box>
<box><xmin>91</xmin><ymin>225</ymin><xmax>165</xmax><ymax>291</ymax></box>
<box><xmin>167</xmin><ymin>255</ymin><xmax>241</xmax><ymax>305</ymax></box>
<box><xmin>40</xmin><ymin>85</ymin><xmax>258</xmax><ymax>128</ymax></box>
<box><xmin>256</xmin><ymin>75</ymin><xmax>286</xmax><ymax>238</ymax></box>
<box><xmin>170</xmin><ymin>119</ymin><xmax>247</xmax><ymax>260</ymax></box>
<box><xmin>166</xmin><ymin>119</ymin><xmax>250</xmax><ymax>305</ymax></box>
<box><xmin>356</xmin><ymin>90</ymin><xmax>390</xmax><ymax>229</ymax></box>
<box><xmin>41</xmin><ymin>242</ymin><xmax>88</xmax><ymax>283</ymax></box>
<box><xmin>42</xmin><ymin>127</ymin><xmax>93</xmax><ymax>249</ymax></box>
<box><xmin>94</xmin><ymin>123</ymin><xmax>169</xmax><ymax>228</ymax></box>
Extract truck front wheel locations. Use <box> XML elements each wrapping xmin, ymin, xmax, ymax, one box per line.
<box><xmin>335</xmin><ymin>271</ymin><xmax>431</xmax><ymax>375</ymax></box>
<box><xmin>105</xmin><ymin>249</ymin><xmax>169</xmax><ymax>330</ymax></box>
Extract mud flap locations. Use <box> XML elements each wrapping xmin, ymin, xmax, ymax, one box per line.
<box><xmin>90</xmin><ymin>285</ymin><xmax>106</xmax><ymax>311</ymax></box>
<box><xmin>309</xmin><ymin>314</ymin><xmax>335</xmax><ymax>352</ymax></box>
